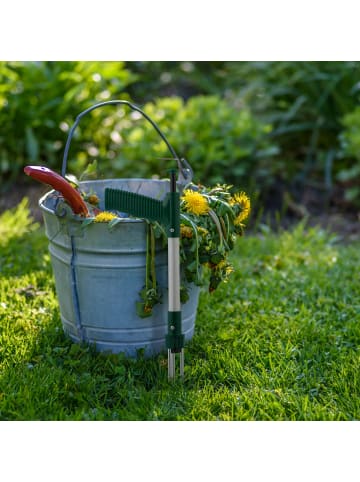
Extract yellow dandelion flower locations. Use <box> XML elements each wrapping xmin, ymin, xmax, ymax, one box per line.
<box><xmin>197</xmin><ymin>226</ymin><xmax>209</xmax><ymax>236</ymax></box>
<box><xmin>181</xmin><ymin>189</ymin><xmax>209</xmax><ymax>216</ymax></box>
<box><xmin>94</xmin><ymin>211</ymin><xmax>117</xmax><ymax>223</ymax></box>
<box><xmin>88</xmin><ymin>194</ymin><xmax>100</xmax><ymax>206</ymax></box>
<box><xmin>231</xmin><ymin>191</ymin><xmax>251</xmax><ymax>225</ymax></box>
<box><xmin>217</xmin><ymin>260</ymin><xmax>226</xmax><ymax>268</ymax></box>
<box><xmin>214</xmin><ymin>260</ymin><xmax>234</xmax><ymax>277</ymax></box>
<box><xmin>180</xmin><ymin>224</ymin><xmax>193</xmax><ymax>239</ymax></box>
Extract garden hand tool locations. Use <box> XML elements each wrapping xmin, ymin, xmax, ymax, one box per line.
<box><xmin>105</xmin><ymin>169</ymin><xmax>184</xmax><ymax>380</ymax></box>
<box><xmin>24</xmin><ymin>165</ymin><xmax>89</xmax><ymax>217</ymax></box>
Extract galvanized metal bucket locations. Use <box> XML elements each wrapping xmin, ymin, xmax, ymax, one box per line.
<box><xmin>39</xmin><ymin>100</ymin><xmax>199</xmax><ymax>357</ymax></box>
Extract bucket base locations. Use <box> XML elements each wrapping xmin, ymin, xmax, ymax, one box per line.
<box><xmin>63</xmin><ymin>322</ymin><xmax>195</xmax><ymax>357</ymax></box>
<box><xmin>58</xmin><ymin>281</ymin><xmax>200</xmax><ymax>357</ymax></box>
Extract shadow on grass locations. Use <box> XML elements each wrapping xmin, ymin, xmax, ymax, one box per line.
<box><xmin>0</xmin><ymin>303</ymin><xmax>176</xmax><ymax>421</ymax></box>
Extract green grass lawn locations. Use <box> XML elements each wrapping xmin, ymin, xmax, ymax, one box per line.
<box><xmin>1</xmin><ymin>199</ymin><xmax>360</xmax><ymax>420</ymax></box>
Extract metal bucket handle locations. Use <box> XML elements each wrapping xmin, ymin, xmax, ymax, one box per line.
<box><xmin>61</xmin><ymin>99</ymin><xmax>193</xmax><ymax>186</ymax></box>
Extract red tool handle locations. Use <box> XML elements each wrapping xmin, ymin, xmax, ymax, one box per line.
<box><xmin>24</xmin><ymin>165</ymin><xmax>89</xmax><ymax>217</ymax></box>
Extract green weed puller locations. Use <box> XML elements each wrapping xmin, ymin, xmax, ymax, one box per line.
<box><xmin>105</xmin><ymin>169</ymin><xmax>184</xmax><ymax>380</ymax></box>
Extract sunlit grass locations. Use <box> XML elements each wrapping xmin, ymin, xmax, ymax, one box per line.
<box><xmin>1</xmin><ymin>200</ymin><xmax>359</xmax><ymax>420</ymax></box>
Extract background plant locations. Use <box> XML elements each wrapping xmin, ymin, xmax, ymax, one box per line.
<box><xmin>0</xmin><ymin>61</ymin><xmax>135</xmax><ymax>187</ymax></box>
<box><xmin>126</xmin><ymin>61</ymin><xmax>360</xmax><ymax>209</ymax></box>
<box><xmin>339</xmin><ymin>106</ymin><xmax>360</xmax><ymax>204</ymax></box>
<box><xmin>104</xmin><ymin>95</ymin><xmax>276</xmax><ymax>189</ymax></box>
<box><xmin>219</xmin><ymin>61</ymin><xmax>360</xmax><ymax>205</ymax></box>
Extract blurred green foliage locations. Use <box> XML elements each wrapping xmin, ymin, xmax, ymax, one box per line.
<box><xmin>102</xmin><ymin>95</ymin><xmax>276</xmax><ymax>187</ymax></box>
<box><xmin>339</xmin><ymin>107</ymin><xmax>360</xmax><ymax>202</ymax></box>
<box><xmin>125</xmin><ymin>61</ymin><xmax>229</xmax><ymax>100</ymax></box>
<box><xmin>127</xmin><ymin>61</ymin><xmax>360</xmax><ymax>206</ymax></box>
<box><xmin>0</xmin><ymin>61</ymin><xmax>135</xmax><ymax>186</ymax></box>
<box><xmin>221</xmin><ymin>61</ymin><xmax>360</xmax><ymax>196</ymax></box>
<box><xmin>2</xmin><ymin>61</ymin><xmax>360</xmax><ymax>209</ymax></box>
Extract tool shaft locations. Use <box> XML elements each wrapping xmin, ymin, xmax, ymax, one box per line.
<box><xmin>168</xmin><ymin>349</ymin><xmax>175</xmax><ymax>379</ymax></box>
<box><xmin>180</xmin><ymin>349</ymin><xmax>184</xmax><ymax>378</ymax></box>
<box><xmin>167</xmin><ymin>169</ymin><xmax>184</xmax><ymax>380</ymax></box>
<box><xmin>168</xmin><ymin>238</ymin><xmax>181</xmax><ymax>312</ymax></box>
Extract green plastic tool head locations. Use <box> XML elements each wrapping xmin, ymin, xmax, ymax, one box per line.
<box><xmin>105</xmin><ymin>188</ymin><xmax>169</xmax><ymax>224</ymax></box>
<box><xmin>105</xmin><ymin>188</ymin><xmax>180</xmax><ymax>237</ymax></box>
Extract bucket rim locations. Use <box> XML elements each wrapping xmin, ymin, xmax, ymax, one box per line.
<box><xmin>78</xmin><ymin>178</ymin><xmax>171</xmax><ymax>185</ymax></box>
<box><xmin>38</xmin><ymin>177</ymin><xmax>172</xmax><ymax>222</ymax></box>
